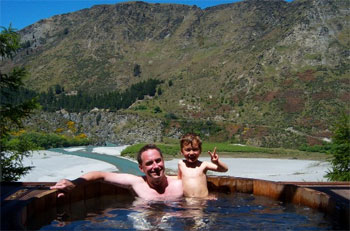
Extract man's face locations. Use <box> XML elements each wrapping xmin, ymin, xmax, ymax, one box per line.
<box><xmin>139</xmin><ymin>149</ymin><xmax>165</xmax><ymax>181</ymax></box>
<box><xmin>181</xmin><ymin>141</ymin><xmax>201</xmax><ymax>164</ymax></box>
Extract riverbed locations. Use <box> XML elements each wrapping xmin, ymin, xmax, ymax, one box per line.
<box><xmin>18</xmin><ymin>146</ymin><xmax>331</xmax><ymax>182</ymax></box>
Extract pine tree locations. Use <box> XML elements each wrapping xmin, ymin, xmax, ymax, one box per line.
<box><xmin>0</xmin><ymin>26</ymin><xmax>39</xmax><ymax>181</ymax></box>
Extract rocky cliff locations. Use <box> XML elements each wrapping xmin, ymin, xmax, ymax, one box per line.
<box><xmin>25</xmin><ymin>109</ymin><xmax>168</xmax><ymax>144</ymax></box>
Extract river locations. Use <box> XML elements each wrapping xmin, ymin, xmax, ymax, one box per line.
<box><xmin>18</xmin><ymin>144</ymin><xmax>143</xmax><ymax>182</ymax></box>
<box><xmin>50</xmin><ymin>144</ymin><xmax>142</xmax><ymax>176</ymax></box>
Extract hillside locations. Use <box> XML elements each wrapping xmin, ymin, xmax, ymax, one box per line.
<box><xmin>2</xmin><ymin>0</ymin><xmax>349</xmax><ymax>146</ymax></box>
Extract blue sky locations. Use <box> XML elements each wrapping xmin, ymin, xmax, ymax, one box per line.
<box><xmin>1</xmin><ymin>0</ymin><xmax>292</xmax><ymax>31</ymax></box>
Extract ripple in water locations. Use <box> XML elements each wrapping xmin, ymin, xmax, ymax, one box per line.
<box><xmin>29</xmin><ymin>192</ymin><xmax>337</xmax><ymax>230</ymax></box>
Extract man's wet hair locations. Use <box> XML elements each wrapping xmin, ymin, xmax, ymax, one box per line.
<box><xmin>137</xmin><ymin>144</ymin><xmax>163</xmax><ymax>165</ymax></box>
<box><xmin>180</xmin><ymin>133</ymin><xmax>202</xmax><ymax>151</ymax></box>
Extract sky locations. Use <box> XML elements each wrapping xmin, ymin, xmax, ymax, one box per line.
<box><xmin>1</xmin><ymin>0</ymin><xmax>292</xmax><ymax>31</ymax></box>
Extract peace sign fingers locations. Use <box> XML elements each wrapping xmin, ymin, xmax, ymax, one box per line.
<box><xmin>208</xmin><ymin>147</ymin><xmax>218</xmax><ymax>162</ymax></box>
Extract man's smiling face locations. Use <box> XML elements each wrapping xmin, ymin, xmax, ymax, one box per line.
<box><xmin>139</xmin><ymin>148</ymin><xmax>165</xmax><ymax>182</ymax></box>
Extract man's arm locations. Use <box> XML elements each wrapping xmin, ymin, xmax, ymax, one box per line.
<box><xmin>207</xmin><ymin>147</ymin><xmax>228</xmax><ymax>172</ymax></box>
<box><xmin>50</xmin><ymin>171</ymin><xmax>140</xmax><ymax>197</ymax></box>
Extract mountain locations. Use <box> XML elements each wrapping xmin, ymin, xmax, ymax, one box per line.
<box><xmin>2</xmin><ymin>0</ymin><xmax>349</xmax><ymax>146</ymax></box>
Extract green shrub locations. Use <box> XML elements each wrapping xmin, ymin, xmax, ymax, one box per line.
<box><xmin>121</xmin><ymin>142</ymin><xmax>274</xmax><ymax>160</ymax></box>
<box><xmin>164</xmin><ymin>113</ymin><xmax>178</xmax><ymax>120</ymax></box>
<box><xmin>10</xmin><ymin>131</ymin><xmax>90</xmax><ymax>150</ymax></box>
<box><xmin>326</xmin><ymin>114</ymin><xmax>350</xmax><ymax>181</ymax></box>
<box><xmin>298</xmin><ymin>143</ymin><xmax>333</xmax><ymax>153</ymax></box>
<box><xmin>121</xmin><ymin>143</ymin><xmax>179</xmax><ymax>159</ymax></box>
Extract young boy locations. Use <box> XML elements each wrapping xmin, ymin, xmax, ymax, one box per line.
<box><xmin>178</xmin><ymin>133</ymin><xmax>228</xmax><ymax>198</ymax></box>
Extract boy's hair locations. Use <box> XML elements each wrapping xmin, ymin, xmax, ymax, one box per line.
<box><xmin>180</xmin><ymin>133</ymin><xmax>202</xmax><ymax>151</ymax></box>
<box><xmin>137</xmin><ymin>144</ymin><xmax>163</xmax><ymax>165</ymax></box>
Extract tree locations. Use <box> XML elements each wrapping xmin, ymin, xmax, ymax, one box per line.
<box><xmin>133</xmin><ymin>64</ymin><xmax>141</xmax><ymax>77</ymax></box>
<box><xmin>326</xmin><ymin>113</ymin><xmax>350</xmax><ymax>181</ymax></box>
<box><xmin>54</xmin><ymin>84</ymin><xmax>64</xmax><ymax>94</ymax></box>
<box><xmin>0</xmin><ymin>26</ymin><xmax>39</xmax><ymax>182</ymax></box>
<box><xmin>157</xmin><ymin>87</ymin><xmax>162</xmax><ymax>96</ymax></box>
<box><xmin>154</xmin><ymin>106</ymin><xmax>162</xmax><ymax>113</ymax></box>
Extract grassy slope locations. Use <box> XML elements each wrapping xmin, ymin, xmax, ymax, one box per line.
<box><xmin>121</xmin><ymin>142</ymin><xmax>329</xmax><ymax>161</ymax></box>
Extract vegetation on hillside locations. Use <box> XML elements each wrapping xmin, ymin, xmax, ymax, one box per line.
<box><xmin>7</xmin><ymin>131</ymin><xmax>90</xmax><ymax>150</ymax></box>
<box><xmin>8</xmin><ymin>79</ymin><xmax>163</xmax><ymax>112</ymax></box>
<box><xmin>1</xmin><ymin>1</ymin><xmax>349</xmax><ymax>148</ymax></box>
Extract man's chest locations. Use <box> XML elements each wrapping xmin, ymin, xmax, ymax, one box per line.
<box><xmin>132</xmin><ymin>182</ymin><xmax>179</xmax><ymax>199</ymax></box>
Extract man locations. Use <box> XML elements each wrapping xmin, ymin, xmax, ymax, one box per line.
<box><xmin>50</xmin><ymin>144</ymin><xmax>183</xmax><ymax>200</ymax></box>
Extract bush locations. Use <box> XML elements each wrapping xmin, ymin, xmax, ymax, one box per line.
<box><xmin>164</xmin><ymin>113</ymin><xmax>178</xmax><ymax>120</ymax></box>
<box><xmin>121</xmin><ymin>142</ymin><xmax>275</xmax><ymax>160</ymax></box>
<box><xmin>298</xmin><ymin>143</ymin><xmax>333</xmax><ymax>153</ymax></box>
<box><xmin>121</xmin><ymin>143</ymin><xmax>179</xmax><ymax>159</ymax></box>
<box><xmin>10</xmin><ymin>131</ymin><xmax>90</xmax><ymax>150</ymax></box>
<box><xmin>326</xmin><ymin>114</ymin><xmax>350</xmax><ymax>181</ymax></box>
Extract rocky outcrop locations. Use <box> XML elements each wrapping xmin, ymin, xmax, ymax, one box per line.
<box><xmin>25</xmin><ymin>110</ymin><xmax>169</xmax><ymax>145</ymax></box>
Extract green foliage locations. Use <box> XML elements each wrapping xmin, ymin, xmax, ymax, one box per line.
<box><xmin>178</xmin><ymin>120</ymin><xmax>222</xmax><ymax>139</ymax></box>
<box><xmin>164</xmin><ymin>112</ymin><xmax>178</xmax><ymax>120</ymax></box>
<box><xmin>201</xmin><ymin>143</ymin><xmax>270</xmax><ymax>153</ymax></box>
<box><xmin>0</xmin><ymin>26</ymin><xmax>20</xmax><ymax>58</ymax></box>
<box><xmin>0</xmin><ymin>26</ymin><xmax>40</xmax><ymax>182</ymax></box>
<box><xmin>121</xmin><ymin>143</ymin><xmax>179</xmax><ymax>158</ymax></box>
<box><xmin>133</xmin><ymin>64</ymin><xmax>141</xmax><ymax>77</ymax></box>
<box><xmin>54</xmin><ymin>84</ymin><xmax>64</xmax><ymax>94</ymax></box>
<box><xmin>133</xmin><ymin>105</ymin><xmax>148</xmax><ymax>111</ymax></box>
<box><xmin>153</xmin><ymin>106</ymin><xmax>162</xmax><ymax>113</ymax></box>
<box><xmin>298</xmin><ymin>143</ymin><xmax>333</xmax><ymax>153</ymax></box>
<box><xmin>11</xmin><ymin>79</ymin><xmax>163</xmax><ymax>112</ymax></box>
<box><xmin>326</xmin><ymin>113</ymin><xmax>350</xmax><ymax>181</ymax></box>
<box><xmin>121</xmin><ymin>142</ymin><xmax>278</xmax><ymax>160</ymax></box>
<box><xmin>1</xmin><ymin>136</ymin><xmax>36</xmax><ymax>182</ymax></box>
<box><xmin>8</xmin><ymin>131</ymin><xmax>90</xmax><ymax>150</ymax></box>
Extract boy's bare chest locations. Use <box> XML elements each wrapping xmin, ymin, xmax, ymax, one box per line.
<box><xmin>181</xmin><ymin>165</ymin><xmax>206</xmax><ymax>177</ymax></box>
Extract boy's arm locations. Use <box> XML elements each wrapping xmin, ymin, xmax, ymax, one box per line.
<box><xmin>177</xmin><ymin>160</ymin><xmax>183</xmax><ymax>179</ymax></box>
<box><xmin>50</xmin><ymin>171</ymin><xmax>139</xmax><ymax>197</ymax></box>
<box><xmin>207</xmin><ymin>147</ymin><xmax>228</xmax><ymax>172</ymax></box>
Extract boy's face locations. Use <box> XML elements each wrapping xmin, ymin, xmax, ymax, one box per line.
<box><xmin>181</xmin><ymin>141</ymin><xmax>201</xmax><ymax>163</ymax></box>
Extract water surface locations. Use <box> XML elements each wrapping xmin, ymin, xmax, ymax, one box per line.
<box><xmin>32</xmin><ymin>193</ymin><xmax>335</xmax><ymax>230</ymax></box>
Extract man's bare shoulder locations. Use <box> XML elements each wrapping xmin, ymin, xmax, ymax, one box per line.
<box><xmin>167</xmin><ymin>176</ymin><xmax>183</xmax><ymax>188</ymax></box>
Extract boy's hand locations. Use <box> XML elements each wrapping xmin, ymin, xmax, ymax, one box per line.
<box><xmin>208</xmin><ymin>147</ymin><xmax>219</xmax><ymax>163</ymax></box>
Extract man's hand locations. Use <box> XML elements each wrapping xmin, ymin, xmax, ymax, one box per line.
<box><xmin>50</xmin><ymin>179</ymin><xmax>76</xmax><ymax>198</ymax></box>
